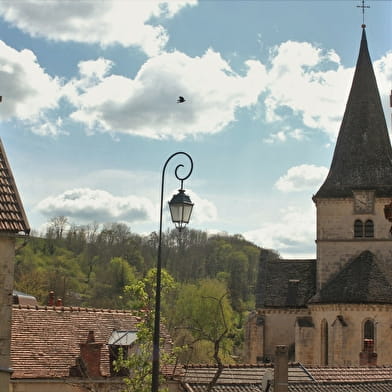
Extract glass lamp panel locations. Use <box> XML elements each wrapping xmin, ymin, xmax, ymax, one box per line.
<box><xmin>168</xmin><ymin>190</ymin><xmax>194</xmax><ymax>228</ymax></box>
<box><xmin>181</xmin><ymin>204</ymin><xmax>193</xmax><ymax>223</ymax></box>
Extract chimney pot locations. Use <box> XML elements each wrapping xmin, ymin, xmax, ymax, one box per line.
<box><xmin>48</xmin><ymin>291</ymin><xmax>55</xmax><ymax>306</ymax></box>
<box><xmin>87</xmin><ymin>330</ymin><xmax>95</xmax><ymax>343</ymax></box>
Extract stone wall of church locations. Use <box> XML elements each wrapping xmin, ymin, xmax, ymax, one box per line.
<box><xmin>304</xmin><ymin>304</ymin><xmax>392</xmax><ymax>366</ymax></box>
<box><xmin>295</xmin><ymin>322</ymin><xmax>314</xmax><ymax>364</ymax></box>
<box><xmin>244</xmin><ymin>311</ymin><xmax>264</xmax><ymax>363</ymax></box>
<box><xmin>245</xmin><ymin>309</ymin><xmax>309</xmax><ymax>363</ymax></box>
<box><xmin>315</xmin><ymin>198</ymin><xmax>392</xmax><ymax>289</ymax></box>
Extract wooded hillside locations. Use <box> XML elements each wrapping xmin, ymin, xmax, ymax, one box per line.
<box><xmin>14</xmin><ymin>217</ymin><xmax>278</xmax><ymax>362</ymax></box>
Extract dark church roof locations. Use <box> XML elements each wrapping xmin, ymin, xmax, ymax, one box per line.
<box><xmin>315</xmin><ymin>27</ymin><xmax>392</xmax><ymax>199</ymax></box>
<box><xmin>0</xmin><ymin>139</ymin><xmax>29</xmax><ymax>234</ymax></box>
<box><xmin>256</xmin><ymin>250</ymin><xmax>316</xmax><ymax>308</ymax></box>
<box><xmin>310</xmin><ymin>251</ymin><xmax>392</xmax><ymax>304</ymax></box>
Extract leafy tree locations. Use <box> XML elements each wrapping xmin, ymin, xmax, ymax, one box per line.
<box><xmin>170</xmin><ymin>279</ymin><xmax>236</xmax><ymax>376</ymax></box>
<box><xmin>114</xmin><ymin>268</ymin><xmax>177</xmax><ymax>392</ymax></box>
<box><xmin>89</xmin><ymin>257</ymin><xmax>137</xmax><ymax>309</ymax></box>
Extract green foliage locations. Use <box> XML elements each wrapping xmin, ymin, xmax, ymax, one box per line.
<box><xmin>170</xmin><ymin>279</ymin><xmax>236</xmax><ymax>364</ymax></box>
<box><xmin>14</xmin><ymin>217</ymin><xmax>277</xmax><ymax>365</ymax></box>
<box><xmin>113</xmin><ymin>268</ymin><xmax>177</xmax><ymax>392</ymax></box>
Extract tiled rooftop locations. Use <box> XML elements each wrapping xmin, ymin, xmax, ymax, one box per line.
<box><xmin>288</xmin><ymin>381</ymin><xmax>392</xmax><ymax>392</ymax></box>
<box><xmin>183</xmin><ymin>364</ymin><xmax>312</xmax><ymax>384</ymax></box>
<box><xmin>185</xmin><ymin>384</ymin><xmax>262</xmax><ymax>392</ymax></box>
<box><xmin>307</xmin><ymin>366</ymin><xmax>392</xmax><ymax>383</ymax></box>
<box><xmin>180</xmin><ymin>364</ymin><xmax>392</xmax><ymax>392</ymax></box>
<box><xmin>11</xmin><ymin>305</ymin><xmax>141</xmax><ymax>378</ymax></box>
<box><xmin>0</xmin><ymin>139</ymin><xmax>29</xmax><ymax>234</ymax></box>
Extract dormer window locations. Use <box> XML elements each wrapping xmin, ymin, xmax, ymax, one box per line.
<box><xmin>287</xmin><ymin>279</ymin><xmax>300</xmax><ymax>307</ymax></box>
<box><xmin>108</xmin><ymin>330</ymin><xmax>137</xmax><ymax>376</ymax></box>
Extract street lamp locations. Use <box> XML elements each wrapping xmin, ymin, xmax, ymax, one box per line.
<box><xmin>151</xmin><ymin>152</ymin><xmax>194</xmax><ymax>392</ymax></box>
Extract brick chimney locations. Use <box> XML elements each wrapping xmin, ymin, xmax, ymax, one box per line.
<box><xmin>274</xmin><ymin>345</ymin><xmax>288</xmax><ymax>392</ymax></box>
<box><xmin>79</xmin><ymin>331</ymin><xmax>103</xmax><ymax>378</ymax></box>
<box><xmin>47</xmin><ymin>291</ymin><xmax>55</xmax><ymax>306</ymax></box>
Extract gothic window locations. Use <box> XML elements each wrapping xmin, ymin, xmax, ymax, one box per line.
<box><xmin>321</xmin><ymin>319</ymin><xmax>329</xmax><ymax>365</ymax></box>
<box><xmin>354</xmin><ymin>220</ymin><xmax>363</xmax><ymax>237</ymax></box>
<box><xmin>363</xmin><ymin>319</ymin><xmax>375</xmax><ymax>352</ymax></box>
<box><xmin>364</xmin><ymin>220</ymin><xmax>374</xmax><ymax>237</ymax></box>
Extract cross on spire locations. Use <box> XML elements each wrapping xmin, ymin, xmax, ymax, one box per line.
<box><xmin>357</xmin><ymin>0</ymin><xmax>370</xmax><ymax>27</ymax></box>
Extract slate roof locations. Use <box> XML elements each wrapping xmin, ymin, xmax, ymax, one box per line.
<box><xmin>310</xmin><ymin>251</ymin><xmax>392</xmax><ymax>304</ymax></box>
<box><xmin>256</xmin><ymin>251</ymin><xmax>316</xmax><ymax>308</ymax></box>
<box><xmin>315</xmin><ymin>27</ymin><xmax>392</xmax><ymax>199</ymax></box>
<box><xmin>11</xmin><ymin>305</ymin><xmax>141</xmax><ymax>378</ymax></box>
<box><xmin>0</xmin><ymin>139</ymin><xmax>29</xmax><ymax>234</ymax></box>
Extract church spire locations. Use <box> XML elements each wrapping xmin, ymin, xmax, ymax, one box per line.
<box><xmin>314</xmin><ymin>27</ymin><xmax>392</xmax><ymax>199</ymax></box>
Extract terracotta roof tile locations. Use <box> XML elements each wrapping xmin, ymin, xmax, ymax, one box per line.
<box><xmin>306</xmin><ymin>366</ymin><xmax>392</xmax><ymax>382</ymax></box>
<box><xmin>288</xmin><ymin>381</ymin><xmax>392</xmax><ymax>392</ymax></box>
<box><xmin>11</xmin><ymin>305</ymin><xmax>140</xmax><ymax>378</ymax></box>
<box><xmin>0</xmin><ymin>139</ymin><xmax>29</xmax><ymax>234</ymax></box>
<box><xmin>181</xmin><ymin>364</ymin><xmax>392</xmax><ymax>392</ymax></box>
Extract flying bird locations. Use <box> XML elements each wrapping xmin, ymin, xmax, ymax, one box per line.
<box><xmin>177</xmin><ymin>96</ymin><xmax>186</xmax><ymax>103</ymax></box>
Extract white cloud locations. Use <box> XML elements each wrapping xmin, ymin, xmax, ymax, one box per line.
<box><xmin>264</xmin><ymin>41</ymin><xmax>392</xmax><ymax>141</ymax></box>
<box><xmin>264</xmin><ymin>40</ymin><xmax>352</xmax><ymax>140</ymax></box>
<box><xmin>0</xmin><ymin>0</ymin><xmax>197</xmax><ymax>56</ymax></box>
<box><xmin>275</xmin><ymin>164</ymin><xmax>329</xmax><ymax>192</ymax></box>
<box><xmin>34</xmin><ymin>185</ymin><xmax>217</xmax><ymax>230</ymax></box>
<box><xmin>78</xmin><ymin>58</ymin><xmax>113</xmax><ymax>80</ymax></box>
<box><xmin>0</xmin><ymin>40</ymin><xmax>62</xmax><ymax>135</ymax></box>
<box><xmin>36</xmin><ymin>188</ymin><xmax>154</xmax><ymax>223</ymax></box>
<box><xmin>263</xmin><ymin>126</ymin><xmax>308</xmax><ymax>143</ymax></box>
<box><xmin>1</xmin><ymin>32</ymin><xmax>389</xmax><ymax>142</ymax></box>
<box><xmin>66</xmin><ymin>50</ymin><xmax>267</xmax><ymax>140</ymax></box>
<box><xmin>243</xmin><ymin>205</ymin><xmax>316</xmax><ymax>259</ymax></box>
<box><xmin>186</xmin><ymin>190</ymin><xmax>218</xmax><ymax>224</ymax></box>
<box><xmin>374</xmin><ymin>51</ymin><xmax>392</xmax><ymax>132</ymax></box>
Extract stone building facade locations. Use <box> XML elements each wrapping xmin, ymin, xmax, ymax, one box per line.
<box><xmin>0</xmin><ymin>139</ymin><xmax>30</xmax><ymax>392</ymax></box>
<box><xmin>245</xmin><ymin>26</ymin><xmax>392</xmax><ymax>366</ymax></box>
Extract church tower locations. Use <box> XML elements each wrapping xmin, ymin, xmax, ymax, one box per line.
<box><xmin>313</xmin><ymin>25</ymin><xmax>392</xmax><ymax>290</ymax></box>
<box><xmin>245</xmin><ymin>24</ymin><xmax>392</xmax><ymax>367</ymax></box>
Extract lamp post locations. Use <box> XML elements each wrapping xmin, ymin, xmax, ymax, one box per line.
<box><xmin>151</xmin><ymin>152</ymin><xmax>194</xmax><ymax>392</ymax></box>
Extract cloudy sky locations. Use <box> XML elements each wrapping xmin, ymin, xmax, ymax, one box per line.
<box><xmin>0</xmin><ymin>0</ymin><xmax>391</xmax><ymax>258</ymax></box>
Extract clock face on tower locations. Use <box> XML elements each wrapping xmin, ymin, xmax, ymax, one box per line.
<box><xmin>353</xmin><ymin>190</ymin><xmax>375</xmax><ymax>214</ymax></box>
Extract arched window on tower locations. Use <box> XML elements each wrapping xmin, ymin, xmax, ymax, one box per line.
<box><xmin>364</xmin><ymin>220</ymin><xmax>374</xmax><ymax>237</ymax></box>
<box><xmin>363</xmin><ymin>319</ymin><xmax>375</xmax><ymax>352</ymax></box>
<box><xmin>321</xmin><ymin>319</ymin><xmax>329</xmax><ymax>365</ymax></box>
<box><xmin>354</xmin><ymin>220</ymin><xmax>364</xmax><ymax>237</ymax></box>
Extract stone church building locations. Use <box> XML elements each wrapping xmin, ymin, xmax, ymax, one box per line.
<box><xmin>245</xmin><ymin>25</ymin><xmax>392</xmax><ymax>367</ymax></box>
